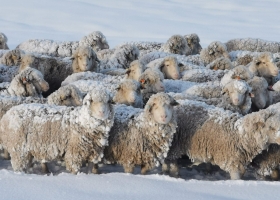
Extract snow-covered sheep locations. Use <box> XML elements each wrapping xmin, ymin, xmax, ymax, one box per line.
<box><xmin>251</xmin><ymin>144</ymin><xmax>280</xmax><ymax>180</ymax></box>
<box><xmin>71</xmin><ymin>46</ymin><xmax>100</xmax><ymax>73</ymax></box>
<box><xmin>200</xmin><ymin>41</ymin><xmax>230</xmax><ymax>65</ymax></box>
<box><xmin>235</xmin><ymin>54</ymin><xmax>254</xmax><ymax>66</ymax></box>
<box><xmin>147</xmin><ymin>56</ymin><xmax>181</xmax><ymax>80</ymax></box>
<box><xmin>0</xmin><ymin>32</ymin><xmax>9</xmax><ymax>50</ymax></box>
<box><xmin>181</xmin><ymin>67</ymin><xmax>226</xmax><ymax>83</ymax></box>
<box><xmin>0</xmin><ymin>65</ymin><xmax>18</xmax><ymax>83</ymax></box>
<box><xmin>164</xmin><ymin>99</ymin><xmax>280</xmax><ymax>179</ymax></box>
<box><xmin>79</xmin><ymin>31</ymin><xmax>109</xmax><ymax>52</ymax></box>
<box><xmin>0</xmin><ymin>49</ymin><xmax>22</xmax><ymax>66</ymax></box>
<box><xmin>7</xmin><ymin>67</ymin><xmax>49</xmax><ymax>98</ymax></box>
<box><xmin>226</xmin><ymin>38</ymin><xmax>280</xmax><ymax>53</ymax></box>
<box><xmin>47</xmin><ymin>84</ymin><xmax>84</xmax><ymax>106</ymax></box>
<box><xmin>138</xmin><ymin>68</ymin><xmax>165</xmax><ymax>103</ymax></box>
<box><xmin>220</xmin><ymin>65</ymin><xmax>254</xmax><ymax>87</ymax></box>
<box><xmin>248</xmin><ymin>52</ymin><xmax>279</xmax><ymax>85</ymax></box>
<box><xmin>69</xmin><ymin>79</ymin><xmax>143</xmax><ymax>108</ymax></box>
<box><xmin>184</xmin><ymin>33</ymin><xmax>202</xmax><ymax>55</ymax></box>
<box><xmin>0</xmin><ymin>88</ymin><xmax>115</xmax><ymax>174</ymax></box>
<box><xmin>104</xmin><ymin>93</ymin><xmax>178</xmax><ymax>174</ymax></box>
<box><xmin>161</xmin><ymin>35</ymin><xmax>190</xmax><ymax>55</ymax></box>
<box><xmin>247</xmin><ymin>76</ymin><xmax>273</xmax><ymax>110</ymax></box>
<box><xmin>18</xmin><ymin>54</ymin><xmax>35</xmax><ymax>72</ymax></box>
<box><xmin>99</xmin><ymin>44</ymin><xmax>139</xmax><ymax>70</ymax></box>
<box><xmin>125</xmin><ymin>60</ymin><xmax>146</xmax><ymax>81</ymax></box>
<box><xmin>206</xmin><ymin>57</ymin><xmax>233</xmax><ymax>71</ymax></box>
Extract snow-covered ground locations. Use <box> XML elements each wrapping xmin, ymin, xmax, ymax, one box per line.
<box><xmin>1</xmin><ymin>0</ymin><xmax>280</xmax><ymax>199</ymax></box>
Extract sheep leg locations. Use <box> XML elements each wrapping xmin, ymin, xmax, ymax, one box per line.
<box><xmin>270</xmin><ymin>169</ymin><xmax>279</xmax><ymax>181</ymax></box>
<box><xmin>162</xmin><ymin>162</ymin><xmax>170</xmax><ymax>174</ymax></box>
<box><xmin>87</xmin><ymin>162</ymin><xmax>99</xmax><ymax>174</ymax></box>
<box><xmin>123</xmin><ymin>164</ymin><xmax>134</xmax><ymax>173</ymax></box>
<box><xmin>3</xmin><ymin>149</ymin><xmax>10</xmax><ymax>160</ymax></box>
<box><xmin>41</xmin><ymin>162</ymin><xmax>50</xmax><ymax>174</ymax></box>
<box><xmin>140</xmin><ymin>164</ymin><xmax>149</xmax><ymax>175</ymax></box>
<box><xmin>169</xmin><ymin>161</ymin><xmax>179</xmax><ymax>178</ymax></box>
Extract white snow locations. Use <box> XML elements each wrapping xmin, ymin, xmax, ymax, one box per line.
<box><xmin>1</xmin><ymin>0</ymin><xmax>280</xmax><ymax>199</ymax></box>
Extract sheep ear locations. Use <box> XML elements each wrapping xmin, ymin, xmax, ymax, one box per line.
<box><xmin>170</xmin><ymin>100</ymin><xmax>179</xmax><ymax>106</ymax></box>
<box><xmin>70</xmin><ymin>56</ymin><xmax>75</xmax><ymax>60</ymax></box>
<box><xmin>267</xmin><ymin>86</ymin><xmax>275</xmax><ymax>91</ymax></box>
<box><xmin>178</xmin><ymin>63</ymin><xmax>184</xmax><ymax>67</ymax></box>
<box><xmin>221</xmin><ymin>87</ymin><xmax>228</xmax><ymax>95</ymax></box>
<box><xmin>213</xmin><ymin>66</ymin><xmax>218</xmax><ymax>70</ymax></box>
<box><xmin>95</xmin><ymin>58</ymin><xmax>100</xmax><ymax>63</ymax></box>
<box><xmin>126</xmin><ymin>69</ymin><xmax>131</xmax><ymax>75</ymax></box>
<box><xmin>139</xmin><ymin>79</ymin><xmax>146</xmax><ymax>84</ymax></box>
<box><xmin>21</xmin><ymin>77</ymin><xmax>27</xmax><ymax>83</ymax></box>
<box><xmin>159</xmin><ymin>63</ymin><xmax>165</xmax><ymax>71</ymax></box>
<box><xmin>255</xmin><ymin>60</ymin><xmax>261</xmax><ymax>65</ymax></box>
<box><xmin>147</xmin><ymin>103</ymin><xmax>155</xmax><ymax>112</ymax></box>
<box><xmin>249</xmin><ymin>92</ymin><xmax>255</xmax><ymax>97</ymax></box>
<box><xmin>109</xmin><ymin>99</ymin><xmax>115</xmax><ymax>105</ymax></box>
<box><xmin>116</xmin><ymin>86</ymin><xmax>121</xmax><ymax>91</ymax></box>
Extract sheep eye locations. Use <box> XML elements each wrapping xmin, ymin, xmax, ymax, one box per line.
<box><xmin>263</xmin><ymin>62</ymin><xmax>265</xmax><ymax>64</ymax></box>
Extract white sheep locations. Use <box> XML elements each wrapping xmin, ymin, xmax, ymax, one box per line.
<box><xmin>125</xmin><ymin>60</ymin><xmax>146</xmax><ymax>81</ymax></box>
<box><xmin>184</xmin><ymin>33</ymin><xmax>202</xmax><ymax>55</ymax></box>
<box><xmin>0</xmin><ymin>49</ymin><xmax>23</xmax><ymax>66</ymax></box>
<box><xmin>71</xmin><ymin>46</ymin><xmax>100</xmax><ymax>73</ymax></box>
<box><xmin>79</xmin><ymin>31</ymin><xmax>109</xmax><ymax>52</ymax></box>
<box><xmin>7</xmin><ymin>67</ymin><xmax>49</xmax><ymax>98</ymax></box>
<box><xmin>0</xmin><ymin>88</ymin><xmax>115</xmax><ymax>174</ymax></box>
<box><xmin>200</xmin><ymin>41</ymin><xmax>230</xmax><ymax>65</ymax></box>
<box><xmin>47</xmin><ymin>84</ymin><xmax>84</xmax><ymax>106</ymax></box>
<box><xmin>104</xmin><ymin>93</ymin><xmax>178</xmax><ymax>174</ymax></box>
<box><xmin>164</xmin><ymin>99</ymin><xmax>280</xmax><ymax>179</ymax></box>
<box><xmin>160</xmin><ymin>35</ymin><xmax>190</xmax><ymax>55</ymax></box>
<box><xmin>206</xmin><ymin>57</ymin><xmax>234</xmax><ymax>71</ymax></box>
<box><xmin>226</xmin><ymin>38</ymin><xmax>280</xmax><ymax>53</ymax></box>
<box><xmin>0</xmin><ymin>32</ymin><xmax>9</xmax><ymax>50</ymax></box>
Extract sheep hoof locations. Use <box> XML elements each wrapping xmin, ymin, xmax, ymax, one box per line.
<box><xmin>3</xmin><ymin>150</ymin><xmax>10</xmax><ymax>160</ymax></box>
<box><xmin>270</xmin><ymin>169</ymin><xmax>279</xmax><ymax>181</ymax></box>
<box><xmin>41</xmin><ymin>163</ymin><xmax>50</xmax><ymax>174</ymax></box>
<box><xmin>230</xmin><ymin>171</ymin><xmax>241</xmax><ymax>180</ymax></box>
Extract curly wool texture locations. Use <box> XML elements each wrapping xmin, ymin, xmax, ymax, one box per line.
<box><xmin>160</xmin><ymin>35</ymin><xmax>190</xmax><ymax>55</ymax></box>
<box><xmin>0</xmin><ymin>32</ymin><xmax>9</xmax><ymax>50</ymax></box>
<box><xmin>0</xmin><ymin>89</ymin><xmax>114</xmax><ymax>173</ymax></box>
<box><xmin>79</xmin><ymin>31</ymin><xmax>109</xmax><ymax>52</ymax></box>
<box><xmin>104</xmin><ymin>93</ymin><xmax>177</xmax><ymax>172</ymax></box>
<box><xmin>184</xmin><ymin>33</ymin><xmax>202</xmax><ymax>55</ymax></box>
<box><xmin>206</xmin><ymin>57</ymin><xmax>233</xmax><ymax>70</ymax></box>
<box><xmin>0</xmin><ymin>49</ymin><xmax>23</xmax><ymax>66</ymax></box>
<box><xmin>181</xmin><ymin>67</ymin><xmax>226</xmax><ymax>83</ymax></box>
<box><xmin>99</xmin><ymin>44</ymin><xmax>139</xmax><ymax>70</ymax></box>
<box><xmin>8</xmin><ymin>67</ymin><xmax>49</xmax><ymax>98</ymax></box>
<box><xmin>252</xmin><ymin>144</ymin><xmax>280</xmax><ymax>179</ymax></box>
<box><xmin>226</xmin><ymin>38</ymin><xmax>280</xmax><ymax>53</ymax></box>
<box><xmin>166</xmin><ymin>99</ymin><xmax>280</xmax><ymax>179</ymax></box>
<box><xmin>200</xmin><ymin>41</ymin><xmax>230</xmax><ymax>65</ymax></box>
<box><xmin>220</xmin><ymin>65</ymin><xmax>254</xmax><ymax>87</ymax></box>
<box><xmin>47</xmin><ymin>84</ymin><xmax>84</xmax><ymax>106</ymax></box>
<box><xmin>0</xmin><ymin>65</ymin><xmax>18</xmax><ymax>83</ymax></box>
<box><xmin>71</xmin><ymin>46</ymin><xmax>100</xmax><ymax>73</ymax></box>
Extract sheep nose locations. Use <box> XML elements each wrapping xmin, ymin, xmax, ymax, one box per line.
<box><xmin>161</xmin><ymin>115</ymin><xmax>167</xmax><ymax>120</ymax></box>
<box><xmin>174</xmin><ymin>74</ymin><xmax>180</xmax><ymax>79</ymax></box>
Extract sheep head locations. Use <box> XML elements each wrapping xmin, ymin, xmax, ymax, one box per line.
<box><xmin>83</xmin><ymin>88</ymin><xmax>113</xmax><ymax>120</ymax></box>
<box><xmin>184</xmin><ymin>33</ymin><xmax>202</xmax><ymax>55</ymax></box>
<box><xmin>247</xmin><ymin>76</ymin><xmax>272</xmax><ymax>109</ymax></box>
<box><xmin>222</xmin><ymin>80</ymin><xmax>252</xmax><ymax>106</ymax></box>
<box><xmin>113</xmin><ymin>80</ymin><xmax>143</xmax><ymax>108</ymax></box>
<box><xmin>71</xmin><ymin>46</ymin><xmax>99</xmax><ymax>73</ymax></box>
<box><xmin>0</xmin><ymin>32</ymin><xmax>8</xmax><ymax>49</ymax></box>
<box><xmin>79</xmin><ymin>31</ymin><xmax>109</xmax><ymax>51</ymax></box>
<box><xmin>159</xmin><ymin>56</ymin><xmax>180</xmax><ymax>80</ymax></box>
<box><xmin>59</xmin><ymin>85</ymin><xmax>83</xmax><ymax>106</ymax></box>
<box><xmin>139</xmin><ymin>68</ymin><xmax>165</xmax><ymax>94</ymax></box>
<box><xmin>19</xmin><ymin>54</ymin><xmax>35</xmax><ymax>72</ymax></box>
<box><xmin>145</xmin><ymin>93</ymin><xmax>179</xmax><ymax>124</ymax></box>
<box><xmin>230</xmin><ymin>65</ymin><xmax>254</xmax><ymax>81</ymax></box>
<box><xmin>251</xmin><ymin>52</ymin><xmax>279</xmax><ymax>78</ymax></box>
<box><xmin>125</xmin><ymin>60</ymin><xmax>145</xmax><ymax>81</ymax></box>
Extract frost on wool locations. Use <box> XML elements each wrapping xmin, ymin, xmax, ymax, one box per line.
<box><xmin>0</xmin><ymin>64</ymin><xmax>18</xmax><ymax>83</ymax></box>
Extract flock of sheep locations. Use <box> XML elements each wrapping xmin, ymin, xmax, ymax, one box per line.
<box><xmin>1</xmin><ymin>31</ymin><xmax>280</xmax><ymax>180</ymax></box>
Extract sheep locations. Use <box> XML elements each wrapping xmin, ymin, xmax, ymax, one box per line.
<box><xmin>0</xmin><ymin>49</ymin><xmax>23</xmax><ymax>66</ymax></box>
<box><xmin>79</xmin><ymin>31</ymin><xmax>109</xmax><ymax>52</ymax></box>
<box><xmin>138</xmin><ymin>68</ymin><xmax>165</xmax><ymax>103</ymax></box>
<box><xmin>125</xmin><ymin>60</ymin><xmax>146</xmax><ymax>81</ymax></box>
<box><xmin>0</xmin><ymin>32</ymin><xmax>9</xmax><ymax>50</ymax></box>
<box><xmin>0</xmin><ymin>88</ymin><xmax>115</xmax><ymax>174</ymax></box>
<box><xmin>206</xmin><ymin>57</ymin><xmax>233</xmax><ymax>71</ymax></box>
<box><xmin>161</xmin><ymin>35</ymin><xmax>190</xmax><ymax>55</ymax></box>
<box><xmin>248</xmin><ymin>52</ymin><xmax>279</xmax><ymax>85</ymax></box>
<box><xmin>71</xmin><ymin>46</ymin><xmax>100</xmax><ymax>73</ymax></box>
<box><xmin>96</xmin><ymin>49</ymin><xmax>115</xmax><ymax>60</ymax></box>
<box><xmin>163</xmin><ymin>99</ymin><xmax>280</xmax><ymax>179</ymax></box>
<box><xmin>47</xmin><ymin>84</ymin><xmax>84</xmax><ymax>106</ymax></box>
<box><xmin>147</xmin><ymin>56</ymin><xmax>181</xmax><ymax>80</ymax></box>
<box><xmin>70</xmin><ymin>79</ymin><xmax>143</xmax><ymax>108</ymax></box>
<box><xmin>220</xmin><ymin>65</ymin><xmax>254</xmax><ymax>87</ymax></box>
<box><xmin>104</xmin><ymin>93</ymin><xmax>178</xmax><ymax>174</ymax></box>
<box><xmin>200</xmin><ymin>41</ymin><xmax>230</xmax><ymax>65</ymax></box>
<box><xmin>251</xmin><ymin>144</ymin><xmax>280</xmax><ymax>180</ymax></box>
<box><xmin>184</xmin><ymin>33</ymin><xmax>202</xmax><ymax>55</ymax></box>
<box><xmin>7</xmin><ymin>67</ymin><xmax>49</xmax><ymax>98</ymax></box>
<box><xmin>99</xmin><ymin>44</ymin><xmax>139</xmax><ymax>70</ymax></box>
<box><xmin>226</xmin><ymin>38</ymin><xmax>280</xmax><ymax>53</ymax></box>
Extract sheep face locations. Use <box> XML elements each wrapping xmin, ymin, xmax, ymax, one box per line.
<box><xmin>185</xmin><ymin>34</ymin><xmax>202</xmax><ymax>55</ymax></box>
<box><xmin>208</xmin><ymin>41</ymin><xmax>229</xmax><ymax>58</ymax></box>
<box><xmin>126</xmin><ymin>60</ymin><xmax>144</xmax><ymax>81</ymax></box>
<box><xmin>90</xmin><ymin>101</ymin><xmax>111</xmax><ymax>120</ymax></box>
<box><xmin>28</xmin><ymin>74</ymin><xmax>49</xmax><ymax>93</ymax></box>
<box><xmin>253</xmin><ymin>53</ymin><xmax>278</xmax><ymax>78</ymax></box>
<box><xmin>222</xmin><ymin>80</ymin><xmax>249</xmax><ymax>106</ymax></box>
<box><xmin>20</xmin><ymin>54</ymin><xmax>35</xmax><ymax>72</ymax></box>
<box><xmin>59</xmin><ymin>88</ymin><xmax>83</xmax><ymax>107</ymax></box>
<box><xmin>0</xmin><ymin>32</ymin><xmax>8</xmax><ymax>49</ymax></box>
<box><xmin>139</xmin><ymin>76</ymin><xmax>164</xmax><ymax>94</ymax></box>
<box><xmin>113</xmin><ymin>80</ymin><xmax>143</xmax><ymax>108</ymax></box>
<box><xmin>146</xmin><ymin>93</ymin><xmax>178</xmax><ymax>124</ymax></box>
<box><xmin>248</xmin><ymin>77</ymin><xmax>272</xmax><ymax>109</ymax></box>
<box><xmin>165</xmin><ymin>35</ymin><xmax>189</xmax><ymax>55</ymax></box>
<box><xmin>160</xmin><ymin>57</ymin><xmax>180</xmax><ymax>80</ymax></box>
<box><xmin>79</xmin><ymin>31</ymin><xmax>109</xmax><ymax>52</ymax></box>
